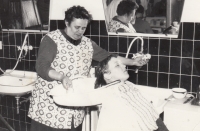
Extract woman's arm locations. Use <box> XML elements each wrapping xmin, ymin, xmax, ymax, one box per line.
<box><xmin>92</xmin><ymin>40</ymin><xmax>148</xmax><ymax>66</ymax></box>
<box><xmin>117</xmin><ymin>55</ymin><xmax>148</xmax><ymax>66</ymax></box>
<box><xmin>36</xmin><ymin>36</ymin><xmax>71</xmax><ymax>88</ymax></box>
<box><xmin>36</xmin><ymin>35</ymin><xmax>72</xmax><ymax>89</ymax></box>
<box><xmin>36</xmin><ymin>35</ymin><xmax>57</xmax><ymax>81</ymax></box>
<box><xmin>92</xmin><ymin>40</ymin><xmax>110</xmax><ymax>62</ymax></box>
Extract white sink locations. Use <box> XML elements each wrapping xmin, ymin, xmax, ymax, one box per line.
<box><xmin>50</xmin><ymin>81</ymin><xmax>172</xmax><ymax>114</ymax></box>
<box><xmin>0</xmin><ymin>70</ymin><xmax>37</xmax><ymax>96</ymax></box>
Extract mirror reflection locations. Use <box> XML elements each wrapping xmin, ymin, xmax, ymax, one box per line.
<box><xmin>102</xmin><ymin>0</ymin><xmax>185</xmax><ymax>37</ymax></box>
<box><xmin>0</xmin><ymin>0</ymin><xmax>50</xmax><ymax>32</ymax></box>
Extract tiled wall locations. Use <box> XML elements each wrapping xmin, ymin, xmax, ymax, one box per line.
<box><xmin>0</xmin><ymin>20</ymin><xmax>200</xmax><ymax>131</ymax></box>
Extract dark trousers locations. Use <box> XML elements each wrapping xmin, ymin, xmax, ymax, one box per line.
<box><xmin>155</xmin><ymin>118</ymin><xmax>169</xmax><ymax>131</ymax></box>
<box><xmin>30</xmin><ymin>119</ymin><xmax>82</xmax><ymax>131</ymax></box>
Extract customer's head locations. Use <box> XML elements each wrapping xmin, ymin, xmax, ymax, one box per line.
<box><xmin>135</xmin><ymin>4</ymin><xmax>144</xmax><ymax>18</ymax></box>
<box><xmin>64</xmin><ymin>6</ymin><xmax>92</xmax><ymax>40</ymax></box>
<box><xmin>117</xmin><ymin>0</ymin><xmax>138</xmax><ymax>22</ymax></box>
<box><xmin>95</xmin><ymin>55</ymin><xmax>129</xmax><ymax>88</ymax></box>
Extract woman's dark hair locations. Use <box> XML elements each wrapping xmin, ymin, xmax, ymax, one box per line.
<box><xmin>94</xmin><ymin>54</ymin><xmax>117</xmax><ymax>89</ymax></box>
<box><xmin>64</xmin><ymin>6</ymin><xmax>93</xmax><ymax>25</ymax></box>
<box><xmin>117</xmin><ymin>0</ymin><xmax>138</xmax><ymax>16</ymax></box>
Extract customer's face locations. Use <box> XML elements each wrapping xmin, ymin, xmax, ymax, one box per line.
<box><xmin>106</xmin><ymin>57</ymin><xmax>129</xmax><ymax>82</ymax></box>
<box><xmin>65</xmin><ymin>18</ymin><xmax>88</xmax><ymax>40</ymax></box>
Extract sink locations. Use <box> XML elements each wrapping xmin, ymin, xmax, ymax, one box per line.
<box><xmin>0</xmin><ymin>76</ymin><xmax>35</xmax><ymax>87</ymax></box>
<box><xmin>0</xmin><ymin>70</ymin><xmax>37</xmax><ymax>130</ymax></box>
<box><xmin>0</xmin><ymin>69</ymin><xmax>37</xmax><ymax>114</ymax></box>
<box><xmin>50</xmin><ymin>82</ymin><xmax>172</xmax><ymax>114</ymax></box>
<box><xmin>50</xmin><ymin>77</ymin><xmax>97</xmax><ymax>106</ymax></box>
<box><xmin>0</xmin><ymin>69</ymin><xmax>37</xmax><ymax>96</ymax></box>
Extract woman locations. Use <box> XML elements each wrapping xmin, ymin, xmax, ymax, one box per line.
<box><xmin>28</xmin><ymin>5</ymin><xmax>148</xmax><ymax>131</ymax></box>
<box><xmin>94</xmin><ymin>55</ymin><xmax>169</xmax><ymax>131</ymax></box>
<box><xmin>108</xmin><ymin>0</ymin><xmax>138</xmax><ymax>33</ymax></box>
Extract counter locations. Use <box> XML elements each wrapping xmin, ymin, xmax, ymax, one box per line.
<box><xmin>164</xmin><ymin>96</ymin><xmax>200</xmax><ymax>131</ymax></box>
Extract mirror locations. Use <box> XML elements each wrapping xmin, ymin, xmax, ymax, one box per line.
<box><xmin>0</xmin><ymin>0</ymin><xmax>50</xmax><ymax>32</ymax></box>
<box><xmin>102</xmin><ymin>0</ymin><xmax>185</xmax><ymax>38</ymax></box>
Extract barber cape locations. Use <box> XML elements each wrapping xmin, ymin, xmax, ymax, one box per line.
<box><xmin>96</xmin><ymin>81</ymin><xmax>159</xmax><ymax>131</ymax></box>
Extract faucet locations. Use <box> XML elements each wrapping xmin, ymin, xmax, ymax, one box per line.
<box><xmin>1</xmin><ymin>33</ymin><xmax>30</xmax><ymax>74</ymax></box>
<box><xmin>17</xmin><ymin>33</ymin><xmax>33</xmax><ymax>60</ymax></box>
<box><xmin>126</xmin><ymin>36</ymin><xmax>144</xmax><ymax>58</ymax></box>
<box><xmin>126</xmin><ymin>36</ymin><xmax>150</xmax><ymax>73</ymax></box>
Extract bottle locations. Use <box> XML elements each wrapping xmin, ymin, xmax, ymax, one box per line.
<box><xmin>197</xmin><ymin>85</ymin><xmax>200</xmax><ymax>105</ymax></box>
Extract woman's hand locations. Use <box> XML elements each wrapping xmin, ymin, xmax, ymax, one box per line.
<box><xmin>132</xmin><ymin>53</ymin><xmax>151</xmax><ymax>66</ymax></box>
<box><xmin>133</xmin><ymin>56</ymin><xmax>149</xmax><ymax>66</ymax></box>
<box><xmin>117</xmin><ymin>55</ymin><xmax>150</xmax><ymax>67</ymax></box>
<box><xmin>48</xmin><ymin>70</ymin><xmax>73</xmax><ymax>90</ymax></box>
<box><xmin>61</xmin><ymin>76</ymin><xmax>73</xmax><ymax>90</ymax></box>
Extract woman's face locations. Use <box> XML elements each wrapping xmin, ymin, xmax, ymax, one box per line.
<box><xmin>106</xmin><ymin>57</ymin><xmax>129</xmax><ymax>82</ymax></box>
<box><xmin>65</xmin><ymin>18</ymin><xmax>88</xmax><ymax>40</ymax></box>
<box><xmin>127</xmin><ymin>9</ymin><xmax>136</xmax><ymax>23</ymax></box>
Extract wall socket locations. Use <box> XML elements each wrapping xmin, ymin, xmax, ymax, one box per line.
<box><xmin>0</xmin><ymin>41</ymin><xmax>2</xmax><ymax>50</ymax></box>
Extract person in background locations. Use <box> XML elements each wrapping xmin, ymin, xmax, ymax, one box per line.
<box><xmin>28</xmin><ymin>5</ymin><xmax>149</xmax><ymax>131</ymax></box>
<box><xmin>108</xmin><ymin>0</ymin><xmax>138</xmax><ymax>33</ymax></box>
<box><xmin>105</xmin><ymin>0</ymin><xmax>137</xmax><ymax>24</ymax></box>
<box><xmin>136</xmin><ymin>0</ymin><xmax>148</xmax><ymax>17</ymax></box>
<box><xmin>94</xmin><ymin>54</ymin><xmax>169</xmax><ymax>131</ymax></box>
<box><xmin>152</xmin><ymin>0</ymin><xmax>166</xmax><ymax>16</ymax></box>
<box><xmin>133</xmin><ymin>4</ymin><xmax>154</xmax><ymax>33</ymax></box>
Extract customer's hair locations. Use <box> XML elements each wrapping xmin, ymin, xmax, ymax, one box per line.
<box><xmin>117</xmin><ymin>0</ymin><xmax>138</xmax><ymax>16</ymax></box>
<box><xmin>94</xmin><ymin>54</ymin><xmax>117</xmax><ymax>89</ymax></box>
<box><xmin>136</xmin><ymin>4</ymin><xmax>144</xmax><ymax>14</ymax></box>
<box><xmin>64</xmin><ymin>5</ymin><xmax>93</xmax><ymax>25</ymax></box>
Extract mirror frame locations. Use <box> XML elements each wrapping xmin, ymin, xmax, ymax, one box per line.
<box><xmin>0</xmin><ymin>0</ymin><xmax>50</xmax><ymax>33</ymax></box>
<box><xmin>102</xmin><ymin>0</ymin><xmax>185</xmax><ymax>38</ymax></box>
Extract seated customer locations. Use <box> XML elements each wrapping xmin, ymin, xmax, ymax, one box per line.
<box><xmin>94</xmin><ymin>54</ymin><xmax>169</xmax><ymax>131</ymax></box>
<box><xmin>133</xmin><ymin>4</ymin><xmax>154</xmax><ymax>33</ymax></box>
<box><xmin>108</xmin><ymin>0</ymin><xmax>138</xmax><ymax>33</ymax></box>
<box><xmin>152</xmin><ymin>0</ymin><xmax>166</xmax><ymax>17</ymax></box>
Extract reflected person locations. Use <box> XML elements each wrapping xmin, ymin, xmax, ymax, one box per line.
<box><xmin>108</xmin><ymin>0</ymin><xmax>138</xmax><ymax>33</ymax></box>
<box><xmin>133</xmin><ymin>4</ymin><xmax>154</xmax><ymax>33</ymax></box>
<box><xmin>105</xmin><ymin>0</ymin><xmax>136</xmax><ymax>24</ymax></box>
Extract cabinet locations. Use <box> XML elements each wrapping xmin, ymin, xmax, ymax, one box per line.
<box><xmin>164</xmin><ymin>98</ymin><xmax>200</xmax><ymax>131</ymax></box>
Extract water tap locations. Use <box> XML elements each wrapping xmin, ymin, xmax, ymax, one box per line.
<box><xmin>126</xmin><ymin>36</ymin><xmax>151</xmax><ymax>73</ymax></box>
<box><xmin>132</xmin><ymin>53</ymin><xmax>151</xmax><ymax>73</ymax></box>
